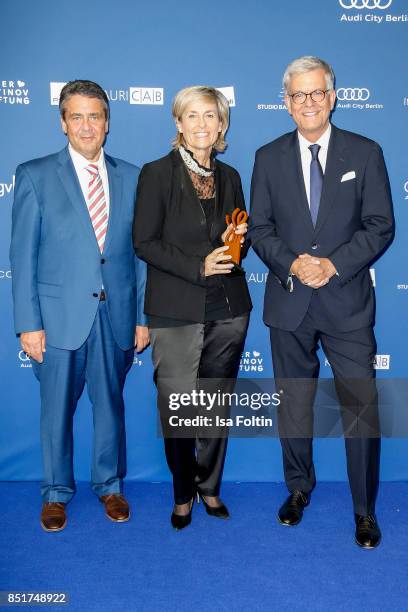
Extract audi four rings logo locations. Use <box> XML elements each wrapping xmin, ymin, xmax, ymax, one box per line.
<box><xmin>18</xmin><ymin>350</ymin><xmax>31</xmax><ymax>362</ymax></box>
<box><xmin>404</xmin><ymin>181</ymin><xmax>408</xmax><ymax>197</ymax></box>
<box><xmin>339</xmin><ymin>0</ymin><xmax>392</xmax><ymax>8</ymax></box>
<box><xmin>337</xmin><ymin>88</ymin><xmax>370</xmax><ymax>101</ymax></box>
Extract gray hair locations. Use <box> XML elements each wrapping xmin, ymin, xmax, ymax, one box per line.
<box><xmin>59</xmin><ymin>80</ymin><xmax>110</xmax><ymax>119</ymax></box>
<box><xmin>283</xmin><ymin>56</ymin><xmax>335</xmax><ymax>93</ymax></box>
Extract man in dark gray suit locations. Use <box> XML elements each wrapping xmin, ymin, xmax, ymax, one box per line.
<box><xmin>249</xmin><ymin>56</ymin><xmax>393</xmax><ymax>548</ymax></box>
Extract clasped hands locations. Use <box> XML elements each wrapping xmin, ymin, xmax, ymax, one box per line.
<box><xmin>204</xmin><ymin>222</ymin><xmax>248</xmax><ymax>277</ymax></box>
<box><xmin>290</xmin><ymin>253</ymin><xmax>337</xmax><ymax>289</ymax></box>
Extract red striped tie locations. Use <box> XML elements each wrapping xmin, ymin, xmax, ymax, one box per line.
<box><xmin>86</xmin><ymin>163</ymin><xmax>108</xmax><ymax>252</ymax></box>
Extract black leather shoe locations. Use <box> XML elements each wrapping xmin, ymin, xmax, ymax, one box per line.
<box><xmin>171</xmin><ymin>498</ymin><xmax>194</xmax><ymax>531</ymax></box>
<box><xmin>197</xmin><ymin>492</ymin><xmax>230</xmax><ymax>519</ymax></box>
<box><xmin>355</xmin><ymin>514</ymin><xmax>381</xmax><ymax>549</ymax></box>
<box><xmin>277</xmin><ymin>490</ymin><xmax>309</xmax><ymax>526</ymax></box>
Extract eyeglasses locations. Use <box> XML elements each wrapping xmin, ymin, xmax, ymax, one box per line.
<box><xmin>288</xmin><ymin>89</ymin><xmax>331</xmax><ymax>105</ymax></box>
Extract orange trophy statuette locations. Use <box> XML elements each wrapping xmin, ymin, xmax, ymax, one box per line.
<box><xmin>223</xmin><ymin>207</ymin><xmax>248</xmax><ymax>265</ymax></box>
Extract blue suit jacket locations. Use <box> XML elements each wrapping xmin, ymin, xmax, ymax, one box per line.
<box><xmin>249</xmin><ymin>125</ymin><xmax>394</xmax><ymax>332</ymax></box>
<box><xmin>10</xmin><ymin>146</ymin><xmax>147</xmax><ymax>351</ymax></box>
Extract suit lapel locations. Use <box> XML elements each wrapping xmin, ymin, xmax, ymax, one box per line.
<box><xmin>103</xmin><ymin>154</ymin><xmax>122</xmax><ymax>253</ymax></box>
<box><xmin>282</xmin><ymin>131</ymin><xmax>315</xmax><ymax>231</ymax></box>
<box><xmin>211</xmin><ymin>162</ymin><xmax>225</xmax><ymax>242</ymax></box>
<box><xmin>171</xmin><ymin>149</ymin><xmax>224</xmax><ymax>243</ymax></box>
<box><xmin>56</xmin><ymin>147</ymin><xmax>99</xmax><ymax>249</ymax></box>
<box><xmin>314</xmin><ymin>125</ymin><xmax>347</xmax><ymax>235</ymax></box>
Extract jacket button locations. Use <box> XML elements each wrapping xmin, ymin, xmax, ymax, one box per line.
<box><xmin>92</xmin><ymin>293</ymin><xmax>98</xmax><ymax>297</ymax></box>
<box><xmin>311</xmin><ymin>243</ymin><xmax>319</xmax><ymax>250</ymax></box>
<box><xmin>101</xmin><ymin>258</ymin><xmax>105</xmax><ymax>264</ymax></box>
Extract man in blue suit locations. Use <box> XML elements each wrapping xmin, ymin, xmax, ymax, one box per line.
<box><xmin>249</xmin><ymin>57</ymin><xmax>393</xmax><ymax>548</ymax></box>
<box><xmin>10</xmin><ymin>80</ymin><xmax>148</xmax><ymax>532</ymax></box>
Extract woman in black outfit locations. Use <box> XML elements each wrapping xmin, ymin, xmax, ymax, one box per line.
<box><xmin>133</xmin><ymin>86</ymin><xmax>251</xmax><ymax>529</ymax></box>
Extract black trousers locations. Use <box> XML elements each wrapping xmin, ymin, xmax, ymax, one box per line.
<box><xmin>150</xmin><ymin>315</ymin><xmax>249</xmax><ymax>505</ymax></box>
<box><xmin>270</xmin><ymin>304</ymin><xmax>380</xmax><ymax>516</ymax></box>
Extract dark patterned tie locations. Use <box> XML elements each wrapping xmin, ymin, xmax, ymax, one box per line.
<box><xmin>309</xmin><ymin>144</ymin><xmax>323</xmax><ymax>227</ymax></box>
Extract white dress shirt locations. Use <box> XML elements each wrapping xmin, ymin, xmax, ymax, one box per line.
<box><xmin>298</xmin><ymin>124</ymin><xmax>331</xmax><ymax>207</ymax></box>
<box><xmin>68</xmin><ymin>144</ymin><xmax>110</xmax><ymax>216</ymax></box>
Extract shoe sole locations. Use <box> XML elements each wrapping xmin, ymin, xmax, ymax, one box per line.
<box><xmin>276</xmin><ymin>514</ymin><xmax>302</xmax><ymax>527</ymax></box>
<box><xmin>205</xmin><ymin>511</ymin><xmax>230</xmax><ymax>519</ymax></box>
<box><xmin>171</xmin><ymin>516</ymin><xmax>192</xmax><ymax>530</ymax></box>
<box><xmin>40</xmin><ymin>518</ymin><xmax>67</xmax><ymax>532</ymax></box>
<box><xmin>207</xmin><ymin>515</ymin><xmax>230</xmax><ymax>520</ymax></box>
<box><xmin>105</xmin><ymin>511</ymin><xmax>130</xmax><ymax>523</ymax></box>
<box><xmin>354</xmin><ymin>537</ymin><xmax>381</xmax><ymax>549</ymax></box>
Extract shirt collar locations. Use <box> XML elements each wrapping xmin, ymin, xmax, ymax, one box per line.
<box><xmin>297</xmin><ymin>123</ymin><xmax>331</xmax><ymax>153</ymax></box>
<box><xmin>68</xmin><ymin>143</ymin><xmax>105</xmax><ymax>171</ymax></box>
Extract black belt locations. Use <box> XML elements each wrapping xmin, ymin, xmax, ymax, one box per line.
<box><xmin>100</xmin><ymin>290</ymin><xmax>106</xmax><ymax>301</ymax></box>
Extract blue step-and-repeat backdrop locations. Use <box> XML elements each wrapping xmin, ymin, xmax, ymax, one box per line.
<box><xmin>1</xmin><ymin>0</ymin><xmax>407</xmax><ymax>483</ymax></box>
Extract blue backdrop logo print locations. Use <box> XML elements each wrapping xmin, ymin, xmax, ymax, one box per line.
<box><xmin>325</xmin><ymin>354</ymin><xmax>390</xmax><ymax>368</ymax></box>
<box><xmin>247</xmin><ymin>271</ymin><xmax>269</xmax><ymax>283</ymax></box>
<box><xmin>216</xmin><ymin>87</ymin><xmax>236</xmax><ymax>107</ymax></box>
<box><xmin>132</xmin><ymin>356</ymin><xmax>144</xmax><ymax>367</ymax></box>
<box><xmin>257</xmin><ymin>89</ymin><xmax>286</xmax><ymax>112</ymax></box>
<box><xmin>0</xmin><ymin>175</ymin><xmax>15</xmax><ymax>198</ymax></box>
<box><xmin>18</xmin><ymin>351</ymin><xmax>31</xmax><ymax>369</ymax></box>
<box><xmin>129</xmin><ymin>87</ymin><xmax>164</xmax><ymax>105</ymax></box>
<box><xmin>50</xmin><ymin>82</ymin><xmax>151</xmax><ymax>106</ymax></box>
<box><xmin>339</xmin><ymin>0</ymin><xmax>392</xmax><ymax>8</ymax></box>
<box><xmin>240</xmin><ymin>350</ymin><xmax>264</xmax><ymax>374</ymax></box>
<box><xmin>50</xmin><ymin>82</ymin><xmax>66</xmax><ymax>106</ymax></box>
<box><xmin>0</xmin><ymin>80</ymin><xmax>30</xmax><ymax>105</ymax></box>
<box><xmin>105</xmin><ymin>89</ymin><xmax>131</xmax><ymax>103</ymax></box>
<box><xmin>336</xmin><ymin>87</ymin><xmax>384</xmax><ymax>111</ymax></box>
<box><xmin>337</xmin><ymin>88</ymin><xmax>370</xmax><ymax>101</ymax></box>
<box><xmin>374</xmin><ymin>355</ymin><xmax>391</xmax><ymax>370</ymax></box>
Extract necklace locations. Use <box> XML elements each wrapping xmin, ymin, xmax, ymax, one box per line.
<box><xmin>179</xmin><ymin>145</ymin><xmax>214</xmax><ymax>177</ymax></box>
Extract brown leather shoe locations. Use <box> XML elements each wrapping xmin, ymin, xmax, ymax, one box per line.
<box><xmin>40</xmin><ymin>502</ymin><xmax>67</xmax><ymax>532</ymax></box>
<box><xmin>99</xmin><ymin>494</ymin><xmax>130</xmax><ymax>522</ymax></box>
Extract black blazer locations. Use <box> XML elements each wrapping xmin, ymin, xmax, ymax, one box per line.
<box><xmin>249</xmin><ymin>125</ymin><xmax>394</xmax><ymax>332</ymax></box>
<box><xmin>133</xmin><ymin>150</ymin><xmax>252</xmax><ymax>322</ymax></box>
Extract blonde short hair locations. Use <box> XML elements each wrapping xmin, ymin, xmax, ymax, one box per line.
<box><xmin>172</xmin><ymin>86</ymin><xmax>229</xmax><ymax>153</ymax></box>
